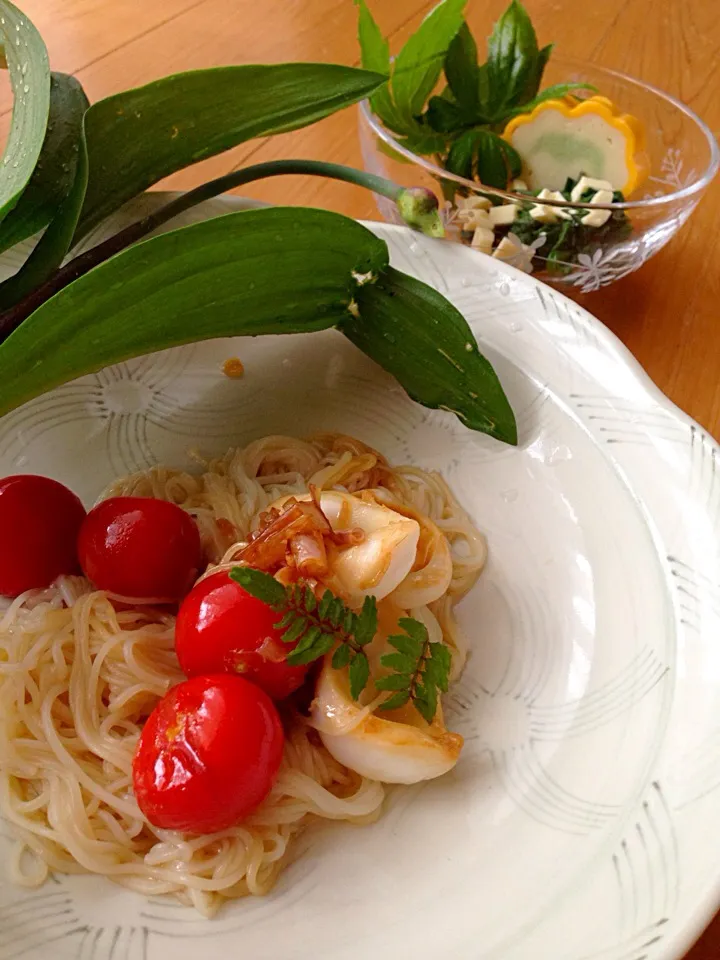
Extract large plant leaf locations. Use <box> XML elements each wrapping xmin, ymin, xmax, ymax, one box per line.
<box><xmin>391</xmin><ymin>0</ymin><xmax>467</xmax><ymax>122</ymax></box>
<box><xmin>0</xmin><ymin>120</ymin><xmax>88</xmax><ymax>309</ymax></box>
<box><xmin>355</xmin><ymin>0</ymin><xmax>403</xmax><ymax>132</ymax></box>
<box><xmin>0</xmin><ymin>209</ymin><xmax>515</xmax><ymax>443</ymax></box>
<box><xmin>505</xmin><ymin>81</ymin><xmax>596</xmax><ymax>118</ymax></box>
<box><xmin>0</xmin><ymin>73</ymin><xmax>88</xmax><ymax>254</ymax></box>
<box><xmin>486</xmin><ymin>0</ymin><xmax>539</xmax><ymax>114</ymax></box>
<box><xmin>444</xmin><ymin>21</ymin><xmax>479</xmax><ymax>114</ymax></box>
<box><xmin>75</xmin><ymin>64</ymin><xmax>386</xmax><ymax>241</ymax></box>
<box><xmin>345</xmin><ymin>266</ymin><xmax>517</xmax><ymax>443</ymax></box>
<box><xmin>0</xmin><ymin>208</ymin><xmax>388</xmax><ymax>414</ymax></box>
<box><xmin>0</xmin><ymin>0</ymin><xmax>50</xmax><ymax>223</ymax></box>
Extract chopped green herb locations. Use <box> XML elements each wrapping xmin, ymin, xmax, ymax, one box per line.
<box><xmin>232</xmin><ymin>567</ymin><xmax>451</xmax><ymax>721</ymax></box>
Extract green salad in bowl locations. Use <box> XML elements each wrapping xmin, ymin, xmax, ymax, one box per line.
<box><xmin>357</xmin><ymin>0</ymin><xmax>719</xmax><ymax>291</ymax></box>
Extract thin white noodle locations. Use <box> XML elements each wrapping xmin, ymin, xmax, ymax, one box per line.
<box><xmin>0</xmin><ymin>433</ymin><xmax>485</xmax><ymax>916</ymax></box>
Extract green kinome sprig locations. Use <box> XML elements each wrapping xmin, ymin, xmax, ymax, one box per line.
<box><xmin>0</xmin><ymin>0</ymin><xmax>516</xmax><ymax>445</ymax></box>
<box><xmin>231</xmin><ymin>567</ymin><xmax>451</xmax><ymax>722</ymax></box>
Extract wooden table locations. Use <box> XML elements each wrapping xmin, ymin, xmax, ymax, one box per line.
<box><xmin>1</xmin><ymin>1</ymin><xmax>719</xmax><ymax>955</ymax></box>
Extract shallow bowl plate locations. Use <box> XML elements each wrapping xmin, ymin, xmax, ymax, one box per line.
<box><xmin>1</xmin><ymin>195</ymin><xmax>719</xmax><ymax>960</ymax></box>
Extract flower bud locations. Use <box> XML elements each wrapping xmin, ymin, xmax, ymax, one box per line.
<box><xmin>396</xmin><ymin>187</ymin><xmax>445</xmax><ymax>239</ymax></box>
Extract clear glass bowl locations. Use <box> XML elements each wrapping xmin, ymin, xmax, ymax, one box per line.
<box><xmin>358</xmin><ymin>58</ymin><xmax>719</xmax><ymax>292</ymax></box>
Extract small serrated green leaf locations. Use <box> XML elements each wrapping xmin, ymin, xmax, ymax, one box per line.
<box><xmin>231</xmin><ymin>566</ymin><xmax>288</xmax><ymax>608</ymax></box>
<box><xmin>304</xmin><ymin>585</ymin><xmax>317</xmax><ymax>612</ymax></box>
<box><xmin>287</xmin><ymin>631</ymin><xmax>335</xmax><ymax>666</ymax></box>
<box><xmin>413</xmin><ymin>696</ymin><xmax>435</xmax><ymax>724</ymax></box>
<box><xmin>427</xmin><ymin>641</ymin><xmax>452</xmax><ymax>693</ymax></box>
<box><xmin>318</xmin><ymin>590</ymin><xmax>334</xmax><ymax>619</ymax></box>
<box><xmin>378</xmin><ymin>690</ymin><xmax>411</xmax><ymax>711</ymax></box>
<box><xmin>348</xmin><ymin>651</ymin><xmax>370</xmax><ymax>700</ymax></box>
<box><xmin>380</xmin><ymin>651</ymin><xmax>417</xmax><ymax>674</ymax></box>
<box><xmin>387</xmin><ymin>632</ymin><xmax>424</xmax><ymax>658</ymax></box>
<box><xmin>332</xmin><ymin>643</ymin><xmax>352</xmax><ymax>669</ymax></box>
<box><xmin>328</xmin><ymin>596</ymin><xmax>345</xmax><ymax>627</ymax></box>
<box><xmin>375</xmin><ymin>673</ymin><xmax>412</xmax><ymax>692</ymax></box>
<box><xmin>283</xmin><ymin>616</ymin><xmax>309</xmax><ymax>644</ymax></box>
<box><xmin>397</xmin><ymin>617</ymin><xmax>429</xmax><ymax>644</ymax></box>
<box><xmin>343</xmin><ymin>609</ymin><xmax>356</xmax><ymax>634</ymax></box>
<box><xmin>274</xmin><ymin>610</ymin><xmax>298</xmax><ymax>630</ymax></box>
<box><xmin>413</xmin><ymin>679</ymin><xmax>438</xmax><ymax>724</ymax></box>
<box><xmin>292</xmin><ymin>624</ymin><xmax>322</xmax><ymax>656</ymax></box>
<box><xmin>354</xmin><ymin>595</ymin><xmax>378</xmax><ymax>646</ymax></box>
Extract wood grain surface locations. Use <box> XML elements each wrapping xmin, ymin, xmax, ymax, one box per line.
<box><xmin>1</xmin><ymin>2</ymin><xmax>719</xmax><ymax>956</ymax></box>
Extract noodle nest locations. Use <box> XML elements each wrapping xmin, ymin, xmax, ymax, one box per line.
<box><xmin>0</xmin><ymin>434</ymin><xmax>485</xmax><ymax>917</ymax></box>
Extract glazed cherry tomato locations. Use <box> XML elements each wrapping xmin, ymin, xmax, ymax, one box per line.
<box><xmin>175</xmin><ymin>570</ymin><xmax>308</xmax><ymax>700</ymax></box>
<box><xmin>78</xmin><ymin>497</ymin><xmax>202</xmax><ymax>601</ymax></box>
<box><xmin>132</xmin><ymin>673</ymin><xmax>284</xmax><ymax>833</ymax></box>
<box><xmin>0</xmin><ymin>474</ymin><xmax>86</xmax><ymax>597</ymax></box>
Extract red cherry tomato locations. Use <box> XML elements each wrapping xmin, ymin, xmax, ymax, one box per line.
<box><xmin>175</xmin><ymin>570</ymin><xmax>308</xmax><ymax>700</ymax></box>
<box><xmin>132</xmin><ymin>673</ymin><xmax>284</xmax><ymax>833</ymax></box>
<box><xmin>0</xmin><ymin>475</ymin><xmax>86</xmax><ymax>597</ymax></box>
<box><xmin>78</xmin><ymin>497</ymin><xmax>202</xmax><ymax>601</ymax></box>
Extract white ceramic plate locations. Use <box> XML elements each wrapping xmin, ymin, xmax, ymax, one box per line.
<box><xmin>1</xmin><ymin>196</ymin><xmax>719</xmax><ymax>960</ymax></box>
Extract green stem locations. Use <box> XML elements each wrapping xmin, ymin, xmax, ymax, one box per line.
<box><xmin>0</xmin><ymin>160</ymin><xmax>404</xmax><ymax>341</ymax></box>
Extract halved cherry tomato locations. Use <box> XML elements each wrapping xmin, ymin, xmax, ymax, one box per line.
<box><xmin>175</xmin><ymin>570</ymin><xmax>308</xmax><ymax>700</ymax></box>
<box><xmin>78</xmin><ymin>496</ymin><xmax>202</xmax><ymax>601</ymax></box>
<box><xmin>0</xmin><ymin>475</ymin><xmax>86</xmax><ymax>597</ymax></box>
<box><xmin>132</xmin><ymin>673</ymin><xmax>284</xmax><ymax>833</ymax></box>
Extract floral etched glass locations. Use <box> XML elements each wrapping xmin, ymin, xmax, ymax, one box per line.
<box><xmin>358</xmin><ymin>58</ymin><xmax>719</xmax><ymax>292</ymax></box>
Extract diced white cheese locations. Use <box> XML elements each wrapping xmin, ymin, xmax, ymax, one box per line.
<box><xmin>471</xmin><ymin>225</ymin><xmax>495</xmax><ymax>254</ymax></box>
<box><xmin>529</xmin><ymin>201</ymin><xmax>559</xmax><ymax>224</ymax></box>
<box><xmin>492</xmin><ymin>237</ymin><xmax>518</xmax><ymax>260</ymax></box>
<box><xmin>488</xmin><ymin>204</ymin><xmax>519</xmax><ymax>226</ymax></box>
<box><xmin>541</xmin><ymin>189</ymin><xmax>573</xmax><ymax>220</ymax></box>
<box><xmin>457</xmin><ymin>194</ymin><xmax>493</xmax><ymax>212</ymax></box>
<box><xmin>458</xmin><ymin>208</ymin><xmax>492</xmax><ymax>230</ymax></box>
<box><xmin>580</xmin><ymin>188</ymin><xmax>614</xmax><ymax>227</ymax></box>
<box><xmin>581</xmin><ymin>207</ymin><xmax>612</xmax><ymax>227</ymax></box>
<box><xmin>570</xmin><ymin>176</ymin><xmax>613</xmax><ymax>203</ymax></box>
<box><xmin>588</xmin><ymin>189</ymin><xmax>614</xmax><ymax>205</ymax></box>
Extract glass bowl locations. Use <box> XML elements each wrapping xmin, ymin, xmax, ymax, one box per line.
<box><xmin>358</xmin><ymin>57</ymin><xmax>720</xmax><ymax>292</ymax></box>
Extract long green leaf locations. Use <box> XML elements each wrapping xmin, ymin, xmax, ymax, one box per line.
<box><xmin>355</xmin><ymin>0</ymin><xmax>403</xmax><ymax>132</ymax></box>
<box><xmin>486</xmin><ymin>0</ymin><xmax>539</xmax><ymax>113</ymax></box>
<box><xmin>444</xmin><ymin>21</ymin><xmax>479</xmax><ymax>114</ymax></box>
<box><xmin>345</xmin><ymin>266</ymin><xmax>517</xmax><ymax>443</ymax></box>
<box><xmin>0</xmin><ymin>0</ymin><xmax>50</xmax><ymax>223</ymax></box>
<box><xmin>391</xmin><ymin>0</ymin><xmax>467</xmax><ymax>122</ymax></box>
<box><xmin>0</xmin><ymin>119</ymin><xmax>88</xmax><ymax>308</ymax></box>
<box><xmin>0</xmin><ymin>208</ymin><xmax>388</xmax><ymax>415</ymax></box>
<box><xmin>0</xmin><ymin>73</ymin><xmax>88</xmax><ymax>254</ymax></box>
<box><xmin>75</xmin><ymin>64</ymin><xmax>386</xmax><ymax>241</ymax></box>
<box><xmin>505</xmin><ymin>81</ymin><xmax>596</xmax><ymax>118</ymax></box>
<box><xmin>0</xmin><ymin>209</ymin><xmax>515</xmax><ymax>443</ymax></box>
